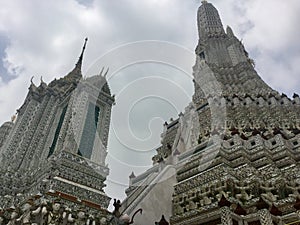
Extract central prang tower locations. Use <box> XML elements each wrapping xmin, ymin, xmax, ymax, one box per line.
<box><xmin>170</xmin><ymin>1</ymin><xmax>300</xmax><ymax>224</ymax></box>
<box><xmin>121</xmin><ymin>1</ymin><xmax>300</xmax><ymax>225</ymax></box>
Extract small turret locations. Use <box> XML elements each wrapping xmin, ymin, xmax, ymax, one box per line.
<box><xmin>39</xmin><ymin>76</ymin><xmax>47</xmax><ymax>87</ymax></box>
<box><xmin>29</xmin><ymin>76</ymin><xmax>37</xmax><ymax>92</ymax></box>
<box><xmin>293</xmin><ymin>93</ymin><xmax>300</xmax><ymax>104</ymax></box>
<box><xmin>129</xmin><ymin>171</ymin><xmax>136</xmax><ymax>186</ymax></box>
<box><xmin>226</xmin><ymin>26</ymin><xmax>235</xmax><ymax>38</ymax></box>
<box><xmin>38</xmin><ymin>76</ymin><xmax>47</xmax><ymax>93</ymax></box>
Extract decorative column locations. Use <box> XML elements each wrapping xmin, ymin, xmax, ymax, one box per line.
<box><xmin>221</xmin><ymin>206</ymin><xmax>233</xmax><ymax>225</ymax></box>
<box><xmin>218</xmin><ymin>195</ymin><xmax>233</xmax><ymax>225</ymax></box>
<box><xmin>294</xmin><ymin>198</ymin><xmax>300</xmax><ymax>220</ymax></box>
<box><xmin>258</xmin><ymin>209</ymin><xmax>273</xmax><ymax>225</ymax></box>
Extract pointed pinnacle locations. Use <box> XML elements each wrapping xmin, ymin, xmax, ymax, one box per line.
<box><xmin>104</xmin><ymin>67</ymin><xmax>109</xmax><ymax>77</ymax></box>
<box><xmin>30</xmin><ymin>76</ymin><xmax>34</xmax><ymax>85</ymax></box>
<box><xmin>75</xmin><ymin>37</ymin><xmax>88</xmax><ymax>70</ymax></box>
<box><xmin>99</xmin><ymin>67</ymin><xmax>104</xmax><ymax>76</ymax></box>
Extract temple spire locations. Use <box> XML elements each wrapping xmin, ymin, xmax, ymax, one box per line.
<box><xmin>63</xmin><ymin>38</ymin><xmax>88</xmax><ymax>81</ymax></box>
<box><xmin>75</xmin><ymin>37</ymin><xmax>88</xmax><ymax>71</ymax></box>
<box><xmin>197</xmin><ymin>1</ymin><xmax>225</xmax><ymax>42</ymax></box>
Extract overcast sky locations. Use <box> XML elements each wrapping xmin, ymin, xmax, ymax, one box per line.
<box><xmin>0</xmin><ymin>0</ymin><xmax>300</xmax><ymax>208</ymax></box>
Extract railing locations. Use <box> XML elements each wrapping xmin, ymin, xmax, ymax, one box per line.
<box><xmin>120</xmin><ymin>172</ymin><xmax>158</xmax><ymax>214</ymax></box>
<box><xmin>121</xmin><ymin>165</ymin><xmax>175</xmax><ymax>215</ymax></box>
<box><xmin>131</xmin><ymin>164</ymin><xmax>159</xmax><ymax>185</ymax></box>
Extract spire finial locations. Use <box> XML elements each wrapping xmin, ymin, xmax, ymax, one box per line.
<box><xmin>30</xmin><ymin>76</ymin><xmax>34</xmax><ymax>85</ymax></box>
<box><xmin>104</xmin><ymin>67</ymin><xmax>109</xmax><ymax>78</ymax></box>
<box><xmin>99</xmin><ymin>67</ymin><xmax>104</xmax><ymax>76</ymax></box>
<box><xmin>75</xmin><ymin>37</ymin><xmax>88</xmax><ymax>70</ymax></box>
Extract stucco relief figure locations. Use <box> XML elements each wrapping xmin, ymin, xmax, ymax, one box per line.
<box><xmin>31</xmin><ymin>198</ymin><xmax>48</xmax><ymax>224</ymax></box>
<box><xmin>118</xmin><ymin>209</ymin><xmax>142</xmax><ymax>225</ymax></box>
<box><xmin>7</xmin><ymin>207</ymin><xmax>19</xmax><ymax>225</ymax></box>
<box><xmin>0</xmin><ymin>207</ymin><xmax>6</xmax><ymax>224</ymax></box>
<box><xmin>215</xmin><ymin>180</ymin><xmax>230</xmax><ymax>201</ymax></box>
<box><xmin>113</xmin><ymin>199</ymin><xmax>121</xmax><ymax>218</ymax></box>
<box><xmin>173</xmin><ymin>204</ymin><xmax>184</xmax><ymax>215</ymax></box>
<box><xmin>16</xmin><ymin>201</ymin><xmax>34</xmax><ymax>224</ymax></box>
<box><xmin>235</xmin><ymin>180</ymin><xmax>253</xmax><ymax>202</ymax></box>
<box><xmin>86</xmin><ymin>214</ymin><xmax>96</xmax><ymax>225</ymax></box>
<box><xmin>100</xmin><ymin>216</ymin><xmax>108</xmax><ymax>225</ymax></box>
<box><xmin>260</xmin><ymin>180</ymin><xmax>278</xmax><ymax>202</ymax></box>
<box><xmin>63</xmin><ymin>206</ymin><xmax>76</xmax><ymax>224</ymax></box>
<box><xmin>188</xmin><ymin>199</ymin><xmax>197</xmax><ymax>210</ymax></box>
<box><xmin>74</xmin><ymin>208</ymin><xmax>87</xmax><ymax>225</ymax></box>
<box><xmin>296</xmin><ymin>210</ymin><xmax>300</xmax><ymax>219</ymax></box>
<box><xmin>0</xmin><ymin>216</ymin><xmax>4</xmax><ymax>224</ymax></box>
<box><xmin>199</xmin><ymin>186</ymin><xmax>212</xmax><ymax>206</ymax></box>
<box><xmin>110</xmin><ymin>199</ymin><xmax>142</xmax><ymax>225</ymax></box>
<box><xmin>287</xmin><ymin>180</ymin><xmax>300</xmax><ymax>199</ymax></box>
<box><xmin>47</xmin><ymin>200</ymin><xmax>63</xmax><ymax>225</ymax></box>
<box><xmin>186</xmin><ymin>191</ymin><xmax>197</xmax><ymax>211</ymax></box>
